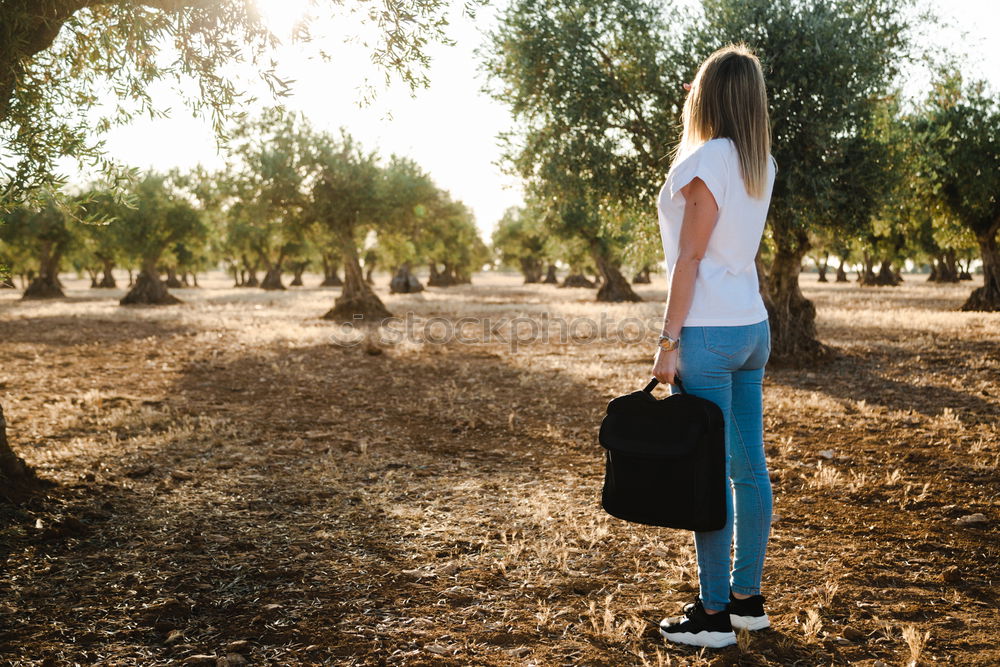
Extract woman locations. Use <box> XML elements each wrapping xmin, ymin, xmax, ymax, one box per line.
<box><xmin>652</xmin><ymin>43</ymin><xmax>777</xmax><ymax>649</ymax></box>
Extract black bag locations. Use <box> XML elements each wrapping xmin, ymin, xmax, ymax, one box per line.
<box><xmin>599</xmin><ymin>377</ymin><xmax>726</xmax><ymax>531</ymax></box>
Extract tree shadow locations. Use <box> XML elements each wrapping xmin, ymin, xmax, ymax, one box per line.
<box><xmin>0</xmin><ymin>315</ymin><xmax>190</xmax><ymax>346</ymax></box>
<box><xmin>2</xmin><ymin>304</ymin><xmax>976</xmax><ymax>665</ymax></box>
<box><xmin>771</xmin><ymin>341</ymin><xmax>999</xmax><ymax>424</ymax></box>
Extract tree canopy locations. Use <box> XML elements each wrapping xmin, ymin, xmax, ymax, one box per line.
<box><xmin>0</xmin><ymin>0</ymin><xmax>476</xmax><ymax>209</ymax></box>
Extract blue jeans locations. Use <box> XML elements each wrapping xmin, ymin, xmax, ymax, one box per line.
<box><xmin>671</xmin><ymin>320</ymin><xmax>772</xmax><ymax>612</ymax></box>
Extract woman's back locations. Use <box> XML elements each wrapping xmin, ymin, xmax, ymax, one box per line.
<box><xmin>656</xmin><ymin>137</ymin><xmax>776</xmax><ymax>326</ymax></box>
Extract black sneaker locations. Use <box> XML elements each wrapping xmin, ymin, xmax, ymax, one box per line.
<box><xmin>659</xmin><ymin>599</ymin><xmax>736</xmax><ymax>648</ymax></box>
<box><xmin>727</xmin><ymin>591</ymin><xmax>770</xmax><ymax>631</ymax></box>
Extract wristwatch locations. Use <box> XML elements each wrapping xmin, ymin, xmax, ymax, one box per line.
<box><xmin>657</xmin><ymin>333</ymin><xmax>679</xmax><ymax>351</ymax></box>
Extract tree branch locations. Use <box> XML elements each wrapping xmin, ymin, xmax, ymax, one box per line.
<box><xmin>0</xmin><ymin>0</ymin><xmax>216</xmax><ymax>119</ymax></box>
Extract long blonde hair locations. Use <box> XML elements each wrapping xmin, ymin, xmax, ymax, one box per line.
<box><xmin>671</xmin><ymin>43</ymin><xmax>772</xmax><ymax>199</ymax></box>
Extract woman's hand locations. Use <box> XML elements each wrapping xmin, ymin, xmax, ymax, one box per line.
<box><xmin>651</xmin><ymin>347</ymin><xmax>678</xmax><ymax>385</ymax></box>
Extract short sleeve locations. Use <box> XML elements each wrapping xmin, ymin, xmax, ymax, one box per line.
<box><xmin>666</xmin><ymin>140</ymin><xmax>729</xmax><ymax>207</ymax></box>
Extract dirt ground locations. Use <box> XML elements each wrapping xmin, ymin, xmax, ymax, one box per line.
<box><xmin>0</xmin><ymin>271</ymin><xmax>997</xmax><ymax>667</ymax></box>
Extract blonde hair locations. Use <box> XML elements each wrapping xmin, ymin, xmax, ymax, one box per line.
<box><xmin>671</xmin><ymin>43</ymin><xmax>772</xmax><ymax>199</ymax></box>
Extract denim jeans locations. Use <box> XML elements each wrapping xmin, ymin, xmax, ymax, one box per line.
<box><xmin>671</xmin><ymin>319</ymin><xmax>772</xmax><ymax>612</ymax></box>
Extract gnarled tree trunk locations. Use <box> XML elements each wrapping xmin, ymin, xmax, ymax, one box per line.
<box><xmin>519</xmin><ymin>256</ymin><xmax>542</xmax><ymax>283</ymax></box>
<box><xmin>389</xmin><ymin>263</ymin><xmax>424</xmax><ymax>293</ymax></box>
<box><xmin>260</xmin><ymin>265</ymin><xmax>286</xmax><ymax>291</ymax></box>
<box><xmin>120</xmin><ymin>261</ymin><xmax>181</xmax><ymax>305</ymax></box>
<box><xmin>240</xmin><ymin>255</ymin><xmax>260</xmax><ymax>288</ymax></box>
<box><xmin>164</xmin><ymin>266</ymin><xmax>183</xmax><ymax>288</ymax></box>
<box><xmin>816</xmin><ymin>254</ymin><xmax>829</xmax><ymax>283</ymax></box>
<box><xmin>591</xmin><ymin>247</ymin><xmax>641</xmax><ymax>303</ymax></box>
<box><xmin>876</xmin><ymin>260</ymin><xmax>902</xmax><ymax>286</ymax></box>
<box><xmin>22</xmin><ymin>241</ymin><xmax>64</xmax><ymax>300</ymax></box>
<box><xmin>561</xmin><ymin>272</ymin><xmax>596</xmax><ymax>288</ymax></box>
<box><xmin>835</xmin><ymin>259</ymin><xmax>848</xmax><ymax>283</ymax></box>
<box><xmin>289</xmin><ymin>261</ymin><xmax>307</xmax><ymax>287</ymax></box>
<box><xmin>0</xmin><ymin>403</ymin><xmax>43</xmax><ymax>503</ymax></box>
<box><xmin>632</xmin><ymin>266</ymin><xmax>651</xmax><ymax>284</ymax></box>
<box><xmin>450</xmin><ymin>263</ymin><xmax>472</xmax><ymax>284</ymax></box>
<box><xmin>363</xmin><ymin>250</ymin><xmax>377</xmax><ymax>286</ymax></box>
<box><xmin>323</xmin><ymin>230</ymin><xmax>392</xmax><ymax>323</ymax></box>
<box><xmin>427</xmin><ymin>262</ymin><xmax>451</xmax><ymax>287</ymax></box>
<box><xmin>320</xmin><ymin>253</ymin><xmax>343</xmax><ymax>286</ymax></box>
<box><xmin>929</xmin><ymin>251</ymin><xmax>959</xmax><ymax>283</ymax></box>
<box><xmin>97</xmin><ymin>257</ymin><xmax>116</xmax><ymax>288</ymax></box>
<box><xmin>762</xmin><ymin>228</ymin><xmax>829</xmax><ymax>363</ymax></box>
<box><xmin>856</xmin><ymin>250</ymin><xmax>877</xmax><ymax>285</ymax></box>
<box><xmin>958</xmin><ymin>258</ymin><xmax>973</xmax><ymax>281</ymax></box>
<box><xmin>962</xmin><ymin>222</ymin><xmax>1000</xmax><ymax>311</ymax></box>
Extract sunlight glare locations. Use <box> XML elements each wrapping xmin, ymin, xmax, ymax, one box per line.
<box><xmin>255</xmin><ymin>0</ymin><xmax>310</xmax><ymax>40</ymax></box>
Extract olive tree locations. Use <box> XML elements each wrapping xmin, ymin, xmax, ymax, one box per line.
<box><xmin>483</xmin><ymin>0</ymin><xmax>692</xmax><ymax>302</ymax></box>
<box><xmin>913</xmin><ymin>73</ymin><xmax>1000</xmax><ymax>310</ymax></box>
<box><xmin>0</xmin><ymin>0</ymin><xmax>472</xmax><ymax>495</ymax></box>
<box><xmin>0</xmin><ymin>194</ymin><xmax>74</xmax><ymax>299</ymax></box>
<box><xmin>224</xmin><ymin>109</ymin><xmax>316</xmax><ymax>290</ymax></box>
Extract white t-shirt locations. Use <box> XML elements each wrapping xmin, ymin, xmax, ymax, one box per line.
<box><xmin>657</xmin><ymin>137</ymin><xmax>776</xmax><ymax>327</ymax></box>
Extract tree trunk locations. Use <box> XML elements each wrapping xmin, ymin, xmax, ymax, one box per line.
<box><xmin>962</xmin><ymin>223</ymin><xmax>1000</xmax><ymax>311</ymax></box>
<box><xmin>97</xmin><ymin>257</ymin><xmax>116</xmax><ymax>288</ymax></box>
<box><xmin>816</xmin><ymin>254</ymin><xmax>829</xmax><ymax>283</ymax></box>
<box><xmin>23</xmin><ymin>275</ymin><xmax>64</xmax><ymax>299</ymax></box>
<box><xmin>631</xmin><ymin>266</ymin><xmax>651</xmax><ymax>284</ymax></box>
<box><xmin>0</xmin><ymin>275</ymin><xmax>14</xmax><ymax>288</ymax></box>
<box><xmin>835</xmin><ymin>260</ymin><xmax>848</xmax><ymax>283</ymax></box>
<box><xmin>320</xmin><ymin>258</ymin><xmax>344</xmax><ymax>287</ymax></box>
<box><xmin>857</xmin><ymin>251</ymin><xmax>877</xmax><ymax>285</ymax></box>
<box><xmin>0</xmin><ymin>402</ymin><xmax>44</xmax><ymax>503</ymax></box>
<box><xmin>290</xmin><ymin>262</ymin><xmax>306</xmax><ymax>287</ymax></box>
<box><xmin>519</xmin><ymin>256</ymin><xmax>542</xmax><ymax>283</ymax></box>
<box><xmin>363</xmin><ymin>251</ymin><xmax>377</xmax><ymax>286</ymax></box>
<box><xmin>561</xmin><ymin>273</ymin><xmax>596</xmax><ymax>288</ymax></box>
<box><xmin>427</xmin><ymin>262</ymin><xmax>443</xmax><ymax>286</ymax></box>
<box><xmin>22</xmin><ymin>242</ymin><xmax>64</xmax><ymax>299</ymax></box>
<box><xmin>451</xmin><ymin>263</ymin><xmax>472</xmax><ymax>284</ymax></box>
<box><xmin>875</xmin><ymin>260</ymin><xmax>902</xmax><ymax>286</ymax></box>
<box><xmin>931</xmin><ymin>250</ymin><xmax>960</xmax><ymax>283</ymax></box>
<box><xmin>241</xmin><ymin>255</ymin><xmax>260</xmax><ymax>288</ymax></box>
<box><xmin>120</xmin><ymin>262</ymin><xmax>181</xmax><ymax>305</ymax></box>
<box><xmin>958</xmin><ymin>258</ymin><xmax>973</xmax><ymax>281</ymax></box>
<box><xmin>260</xmin><ymin>266</ymin><xmax>286</xmax><ymax>291</ymax></box>
<box><xmin>87</xmin><ymin>267</ymin><xmax>100</xmax><ymax>287</ymax></box>
<box><xmin>323</xmin><ymin>229</ymin><xmax>392</xmax><ymax>322</ymax></box>
<box><xmin>127</xmin><ymin>268</ymin><xmax>134</xmax><ymax>287</ymax></box>
<box><xmin>389</xmin><ymin>263</ymin><xmax>424</xmax><ymax>294</ymax></box>
<box><xmin>427</xmin><ymin>262</ymin><xmax>452</xmax><ymax>287</ymax></box>
<box><xmin>164</xmin><ymin>266</ymin><xmax>183</xmax><ymax>288</ymax></box>
<box><xmin>541</xmin><ymin>264</ymin><xmax>559</xmax><ymax>284</ymax></box>
<box><xmin>763</xmin><ymin>229</ymin><xmax>829</xmax><ymax>364</ymax></box>
<box><xmin>591</xmin><ymin>247</ymin><xmax>641</xmax><ymax>302</ymax></box>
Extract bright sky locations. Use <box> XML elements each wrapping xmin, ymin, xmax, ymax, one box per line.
<box><xmin>83</xmin><ymin>0</ymin><xmax>1000</xmax><ymax>240</ymax></box>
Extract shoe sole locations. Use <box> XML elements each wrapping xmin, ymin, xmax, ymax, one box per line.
<box><xmin>730</xmin><ymin>614</ymin><xmax>770</xmax><ymax>631</ymax></box>
<box><xmin>659</xmin><ymin>627</ymin><xmax>736</xmax><ymax>648</ymax></box>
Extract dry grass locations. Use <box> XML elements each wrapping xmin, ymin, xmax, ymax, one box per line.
<box><xmin>0</xmin><ymin>270</ymin><xmax>997</xmax><ymax>666</ymax></box>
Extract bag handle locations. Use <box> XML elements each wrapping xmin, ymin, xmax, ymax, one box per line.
<box><xmin>643</xmin><ymin>375</ymin><xmax>686</xmax><ymax>394</ymax></box>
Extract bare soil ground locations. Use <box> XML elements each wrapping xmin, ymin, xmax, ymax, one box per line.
<box><xmin>0</xmin><ymin>272</ymin><xmax>997</xmax><ymax>667</ymax></box>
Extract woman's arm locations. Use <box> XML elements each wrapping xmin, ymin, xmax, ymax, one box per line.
<box><xmin>651</xmin><ymin>176</ymin><xmax>720</xmax><ymax>384</ymax></box>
